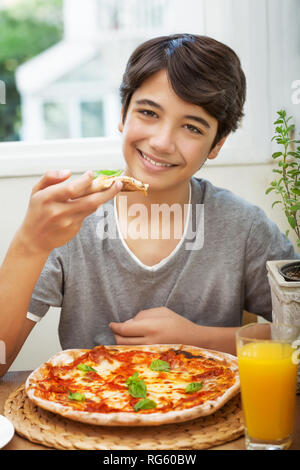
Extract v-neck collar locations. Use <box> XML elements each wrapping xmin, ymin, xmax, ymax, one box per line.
<box><xmin>113</xmin><ymin>182</ymin><xmax>192</xmax><ymax>272</ymax></box>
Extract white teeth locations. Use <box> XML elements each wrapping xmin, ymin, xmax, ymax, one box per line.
<box><xmin>140</xmin><ymin>151</ymin><xmax>173</xmax><ymax>167</ymax></box>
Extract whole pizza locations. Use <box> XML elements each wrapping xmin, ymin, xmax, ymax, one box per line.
<box><xmin>25</xmin><ymin>344</ymin><xmax>240</xmax><ymax>426</ymax></box>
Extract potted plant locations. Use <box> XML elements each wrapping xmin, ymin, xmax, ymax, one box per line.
<box><xmin>265</xmin><ymin>110</ymin><xmax>300</xmax><ymax>326</ymax></box>
<box><xmin>265</xmin><ymin>110</ymin><xmax>300</xmax><ymax>392</ymax></box>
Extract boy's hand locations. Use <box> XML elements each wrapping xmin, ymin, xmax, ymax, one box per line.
<box><xmin>109</xmin><ymin>307</ymin><xmax>199</xmax><ymax>345</ymax></box>
<box><xmin>17</xmin><ymin>170</ymin><xmax>123</xmax><ymax>255</ymax></box>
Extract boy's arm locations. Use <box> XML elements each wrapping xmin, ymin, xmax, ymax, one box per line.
<box><xmin>0</xmin><ymin>170</ymin><xmax>123</xmax><ymax>377</ymax></box>
<box><xmin>0</xmin><ymin>235</ymin><xmax>50</xmax><ymax>376</ymax></box>
<box><xmin>109</xmin><ymin>307</ymin><xmax>239</xmax><ymax>356</ymax></box>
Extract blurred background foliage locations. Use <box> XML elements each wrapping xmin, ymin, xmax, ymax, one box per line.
<box><xmin>0</xmin><ymin>0</ymin><xmax>63</xmax><ymax>141</ymax></box>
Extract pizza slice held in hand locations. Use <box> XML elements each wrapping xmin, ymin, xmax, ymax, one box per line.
<box><xmin>90</xmin><ymin>170</ymin><xmax>149</xmax><ymax>195</ymax></box>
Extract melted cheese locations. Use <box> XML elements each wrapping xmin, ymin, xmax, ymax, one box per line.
<box><xmin>32</xmin><ymin>346</ymin><xmax>236</xmax><ymax>414</ymax></box>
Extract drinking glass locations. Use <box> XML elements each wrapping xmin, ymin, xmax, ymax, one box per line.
<box><xmin>236</xmin><ymin>322</ymin><xmax>300</xmax><ymax>450</ymax></box>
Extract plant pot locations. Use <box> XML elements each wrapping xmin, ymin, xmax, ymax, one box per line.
<box><xmin>267</xmin><ymin>260</ymin><xmax>300</xmax><ymax>392</ymax></box>
<box><xmin>267</xmin><ymin>261</ymin><xmax>300</xmax><ymax>325</ymax></box>
<box><xmin>278</xmin><ymin>261</ymin><xmax>300</xmax><ymax>282</ymax></box>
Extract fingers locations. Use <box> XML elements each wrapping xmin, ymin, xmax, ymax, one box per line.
<box><xmin>47</xmin><ymin>170</ymin><xmax>95</xmax><ymax>202</ymax></box>
<box><xmin>110</xmin><ymin>319</ymin><xmax>146</xmax><ymax>345</ymax></box>
<box><xmin>114</xmin><ymin>334</ymin><xmax>146</xmax><ymax>345</ymax></box>
<box><xmin>32</xmin><ymin>170</ymin><xmax>123</xmax><ymax>220</ymax></box>
<box><xmin>66</xmin><ymin>180</ymin><xmax>123</xmax><ymax>217</ymax></box>
<box><xmin>32</xmin><ymin>170</ymin><xmax>72</xmax><ymax>195</ymax></box>
<box><xmin>50</xmin><ymin>172</ymin><xmax>123</xmax><ymax>204</ymax></box>
<box><xmin>109</xmin><ymin>319</ymin><xmax>147</xmax><ymax>338</ymax></box>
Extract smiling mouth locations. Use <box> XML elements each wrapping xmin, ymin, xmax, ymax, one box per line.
<box><xmin>138</xmin><ymin>150</ymin><xmax>176</xmax><ymax>168</ymax></box>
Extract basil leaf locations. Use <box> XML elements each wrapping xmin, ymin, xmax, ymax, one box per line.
<box><xmin>93</xmin><ymin>169</ymin><xmax>123</xmax><ymax>178</ymax></box>
<box><xmin>134</xmin><ymin>399</ymin><xmax>157</xmax><ymax>412</ymax></box>
<box><xmin>68</xmin><ymin>391</ymin><xmax>86</xmax><ymax>402</ymax></box>
<box><xmin>125</xmin><ymin>372</ymin><xmax>139</xmax><ymax>386</ymax></box>
<box><xmin>128</xmin><ymin>380</ymin><xmax>147</xmax><ymax>398</ymax></box>
<box><xmin>126</xmin><ymin>372</ymin><xmax>147</xmax><ymax>398</ymax></box>
<box><xmin>77</xmin><ymin>363</ymin><xmax>97</xmax><ymax>373</ymax></box>
<box><xmin>149</xmin><ymin>359</ymin><xmax>171</xmax><ymax>372</ymax></box>
<box><xmin>185</xmin><ymin>382</ymin><xmax>203</xmax><ymax>393</ymax></box>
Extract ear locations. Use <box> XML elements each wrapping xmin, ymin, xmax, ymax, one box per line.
<box><xmin>207</xmin><ymin>135</ymin><xmax>228</xmax><ymax>160</ymax></box>
<box><xmin>118</xmin><ymin>106</ymin><xmax>124</xmax><ymax>133</ymax></box>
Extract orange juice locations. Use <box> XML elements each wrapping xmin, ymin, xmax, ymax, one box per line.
<box><xmin>237</xmin><ymin>342</ymin><xmax>298</xmax><ymax>441</ymax></box>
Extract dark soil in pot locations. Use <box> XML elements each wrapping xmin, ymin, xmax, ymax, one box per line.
<box><xmin>279</xmin><ymin>261</ymin><xmax>300</xmax><ymax>282</ymax></box>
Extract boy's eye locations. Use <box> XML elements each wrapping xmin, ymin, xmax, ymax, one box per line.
<box><xmin>137</xmin><ymin>109</ymin><xmax>158</xmax><ymax>118</ymax></box>
<box><xmin>184</xmin><ymin>124</ymin><xmax>203</xmax><ymax>135</ymax></box>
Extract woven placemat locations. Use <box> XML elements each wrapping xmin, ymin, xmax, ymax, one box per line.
<box><xmin>4</xmin><ymin>385</ymin><xmax>244</xmax><ymax>450</ymax></box>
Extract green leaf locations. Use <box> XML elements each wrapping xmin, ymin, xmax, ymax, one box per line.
<box><xmin>185</xmin><ymin>382</ymin><xmax>203</xmax><ymax>393</ymax></box>
<box><xmin>288</xmin><ymin>215</ymin><xmax>297</xmax><ymax>229</ymax></box>
<box><xmin>68</xmin><ymin>391</ymin><xmax>86</xmax><ymax>402</ymax></box>
<box><xmin>126</xmin><ymin>372</ymin><xmax>139</xmax><ymax>385</ymax></box>
<box><xmin>126</xmin><ymin>372</ymin><xmax>147</xmax><ymax>398</ymax></box>
<box><xmin>278</xmin><ymin>110</ymin><xmax>286</xmax><ymax>117</ymax></box>
<box><xmin>291</xmin><ymin>188</ymin><xmax>300</xmax><ymax>196</ymax></box>
<box><xmin>76</xmin><ymin>363</ymin><xmax>97</xmax><ymax>373</ymax></box>
<box><xmin>128</xmin><ymin>381</ymin><xmax>147</xmax><ymax>398</ymax></box>
<box><xmin>149</xmin><ymin>359</ymin><xmax>171</xmax><ymax>372</ymax></box>
<box><xmin>272</xmin><ymin>152</ymin><xmax>282</xmax><ymax>159</ymax></box>
<box><xmin>134</xmin><ymin>399</ymin><xmax>157</xmax><ymax>412</ymax></box>
<box><xmin>289</xmin><ymin>204</ymin><xmax>300</xmax><ymax>213</ymax></box>
<box><xmin>271</xmin><ymin>200</ymin><xmax>282</xmax><ymax>209</ymax></box>
<box><xmin>93</xmin><ymin>169</ymin><xmax>123</xmax><ymax>178</ymax></box>
<box><xmin>278</xmin><ymin>161</ymin><xmax>289</xmax><ymax>168</ymax></box>
<box><xmin>277</xmin><ymin>138</ymin><xmax>289</xmax><ymax>145</ymax></box>
<box><xmin>265</xmin><ymin>187</ymin><xmax>275</xmax><ymax>195</ymax></box>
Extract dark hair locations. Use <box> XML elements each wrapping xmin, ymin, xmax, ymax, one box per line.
<box><xmin>120</xmin><ymin>34</ymin><xmax>246</xmax><ymax>147</ymax></box>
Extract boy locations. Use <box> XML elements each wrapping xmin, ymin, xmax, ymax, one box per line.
<box><xmin>0</xmin><ymin>34</ymin><xmax>298</xmax><ymax>376</ymax></box>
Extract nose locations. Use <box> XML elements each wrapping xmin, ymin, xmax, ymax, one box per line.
<box><xmin>148</xmin><ymin>124</ymin><xmax>176</xmax><ymax>155</ymax></box>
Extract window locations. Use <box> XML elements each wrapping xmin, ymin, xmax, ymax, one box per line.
<box><xmin>43</xmin><ymin>102</ymin><xmax>69</xmax><ymax>140</ymax></box>
<box><xmin>81</xmin><ymin>101</ymin><xmax>105</xmax><ymax>138</ymax></box>
<box><xmin>1</xmin><ymin>0</ymin><xmax>299</xmax><ymax>167</ymax></box>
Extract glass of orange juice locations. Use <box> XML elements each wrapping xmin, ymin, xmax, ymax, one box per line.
<box><xmin>236</xmin><ymin>322</ymin><xmax>300</xmax><ymax>450</ymax></box>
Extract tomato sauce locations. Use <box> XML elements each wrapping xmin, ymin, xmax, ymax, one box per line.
<box><xmin>30</xmin><ymin>346</ymin><xmax>236</xmax><ymax>414</ymax></box>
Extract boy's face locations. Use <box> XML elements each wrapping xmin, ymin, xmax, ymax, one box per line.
<box><xmin>119</xmin><ymin>69</ymin><xmax>226</xmax><ymax>192</ymax></box>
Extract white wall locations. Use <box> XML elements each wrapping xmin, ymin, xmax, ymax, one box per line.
<box><xmin>0</xmin><ymin>175</ymin><xmax>62</xmax><ymax>372</ymax></box>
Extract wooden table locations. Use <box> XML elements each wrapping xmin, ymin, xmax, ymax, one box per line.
<box><xmin>1</xmin><ymin>371</ymin><xmax>300</xmax><ymax>450</ymax></box>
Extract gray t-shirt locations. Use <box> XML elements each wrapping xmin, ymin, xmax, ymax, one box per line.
<box><xmin>28</xmin><ymin>177</ymin><xmax>299</xmax><ymax>349</ymax></box>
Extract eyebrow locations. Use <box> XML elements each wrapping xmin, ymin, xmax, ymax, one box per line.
<box><xmin>134</xmin><ymin>99</ymin><xmax>211</xmax><ymax>129</ymax></box>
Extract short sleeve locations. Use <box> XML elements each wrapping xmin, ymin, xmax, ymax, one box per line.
<box><xmin>27</xmin><ymin>246</ymin><xmax>68</xmax><ymax>320</ymax></box>
<box><xmin>244</xmin><ymin>207</ymin><xmax>299</xmax><ymax>320</ymax></box>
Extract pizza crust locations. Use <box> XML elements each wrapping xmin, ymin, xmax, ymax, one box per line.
<box><xmin>25</xmin><ymin>344</ymin><xmax>240</xmax><ymax>427</ymax></box>
<box><xmin>89</xmin><ymin>175</ymin><xmax>149</xmax><ymax>195</ymax></box>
